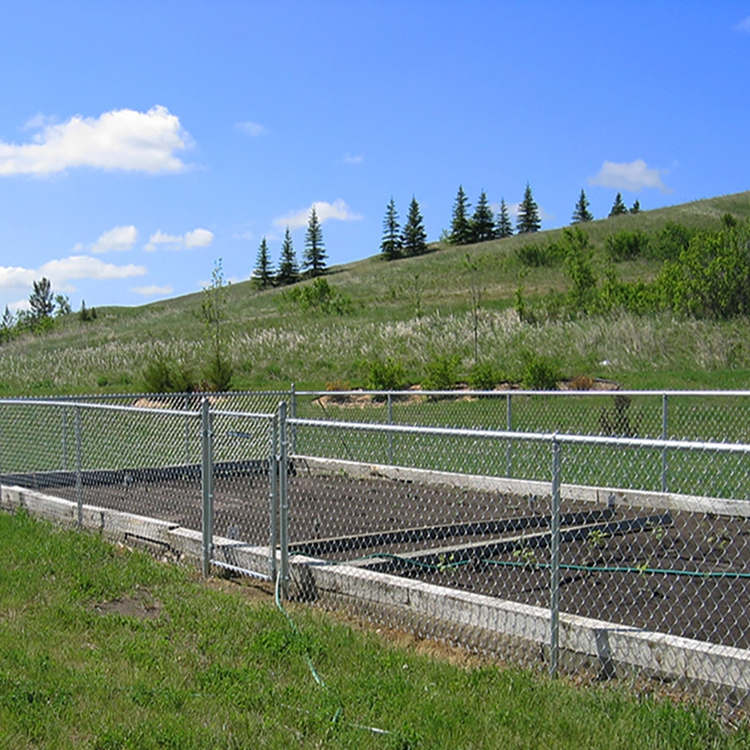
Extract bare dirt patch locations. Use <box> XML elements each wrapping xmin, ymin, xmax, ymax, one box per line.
<box><xmin>93</xmin><ymin>587</ymin><xmax>163</xmax><ymax>620</ymax></box>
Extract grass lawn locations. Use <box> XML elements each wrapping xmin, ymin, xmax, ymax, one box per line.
<box><xmin>0</xmin><ymin>510</ymin><xmax>748</xmax><ymax>749</ymax></box>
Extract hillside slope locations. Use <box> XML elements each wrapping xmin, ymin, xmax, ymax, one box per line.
<box><xmin>2</xmin><ymin>190</ymin><xmax>750</xmax><ymax>395</ymax></box>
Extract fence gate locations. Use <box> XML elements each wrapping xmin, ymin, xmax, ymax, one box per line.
<box><xmin>202</xmin><ymin>400</ymin><xmax>280</xmax><ymax>582</ymax></box>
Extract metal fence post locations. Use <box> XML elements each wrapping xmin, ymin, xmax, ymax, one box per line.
<box><xmin>387</xmin><ymin>392</ymin><xmax>394</xmax><ymax>465</ymax></box>
<box><xmin>200</xmin><ymin>398</ymin><xmax>214</xmax><ymax>577</ymax></box>
<box><xmin>62</xmin><ymin>407</ymin><xmax>68</xmax><ymax>471</ymax></box>
<box><xmin>661</xmin><ymin>394</ymin><xmax>669</xmax><ymax>492</ymax></box>
<box><xmin>184</xmin><ymin>392</ymin><xmax>191</xmax><ymax>467</ymax></box>
<box><xmin>505</xmin><ymin>393</ymin><xmax>513</xmax><ymax>477</ymax></box>
<box><xmin>289</xmin><ymin>382</ymin><xmax>296</xmax><ymax>456</ymax></box>
<box><xmin>269</xmin><ymin>413</ymin><xmax>279</xmax><ymax>583</ymax></box>
<box><xmin>549</xmin><ymin>435</ymin><xmax>561</xmax><ymax>677</ymax></box>
<box><xmin>278</xmin><ymin>401</ymin><xmax>289</xmax><ymax>598</ymax></box>
<box><xmin>74</xmin><ymin>405</ymin><xmax>83</xmax><ymax>528</ymax></box>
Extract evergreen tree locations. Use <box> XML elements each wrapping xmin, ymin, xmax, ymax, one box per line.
<box><xmin>0</xmin><ymin>305</ymin><xmax>14</xmax><ymax>342</ymax></box>
<box><xmin>380</xmin><ymin>197</ymin><xmax>402</xmax><ymax>260</ymax></box>
<box><xmin>277</xmin><ymin>227</ymin><xmax>299</xmax><ymax>285</ymax></box>
<box><xmin>253</xmin><ymin>237</ymin><xmax>273</xmax><ymax>288</ymax></box>
<box><xmin>496</xmin><ymin>198</ymin><xmax>513</xmax><ymax>238</ymax></box>
<box><xmin>630</xmin><ymin>199</ymin><xmax>641</xmax><ymax>214</ymax></box>
<box><xmin>571</xmin><ymin>189</ymin><xmax>593</xmax><ymax>223</ymax></box>
<box><xmin>303</xmin><ymin>206</ymin><xmax>326</xmax><ymax>277</ymax></box>
<box><xmin>449</xmin><ymin>185</ymin><xmax>472</xmax><ymax>245</ymax></box>
<box><xmin>29</xmin><ymin>277</ymin><xmax>54</xmax><ymax>319</ymax></box>
<box><xmin>609</xmin><ymin>192</ymin><xmax>628</xmax><ymax>217</ymax></box>
<box><xmin>54</xmin><ymin>293</ymin><xmax>71</xmax><ymax>316</ymax></box>
<box><xmin>516</xmin><ymin>183</ymin><xmax>541</xmax><ymax>234</ymax></box>
<box><xmin>402</xmin><ymin>196</ymin><xmax>428</xmax><ymax>256</ymax></box>
<box><xmin>470</xmin><ymin>190</ymin><xmax>495</xmax><ymax>242</ymax></box>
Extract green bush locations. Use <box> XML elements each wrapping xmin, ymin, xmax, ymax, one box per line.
<box><xmin>605</xmin><ymin>230</ymin><xmax>650</xmax><ymax>261</ymax></box>
<box><xmin>520</xmin><ymin>352</ymin><xmax>561</xmax><ymax>390</ymax></box>
<box><xmin>366</xmin><ymin>357</ymin><xmax>406</xmax><ymax>390</ymax></box>
<box><xmin>202</xmin><ymin>351</ymin><xmax>233</xmax><ymax>392</ymax></box>
<box><xmin>143</xmin><ymin>353</ymin><xmax>197</xmax><ymax>393</ymax></box>
<box><xmin>284</xmin><ymin>278</ymin><xmax>352</xmax><ymax>315</ymax></box>
<box><xmin>423</xmin><ymin>354</ymin><xmax>460</xmax><ymax>390</ymax></box>
<box><xmin>515</xmin><ymin>241</ymin><xmax>561</xmax><ymax>267</ymax></box>
<box><xmin>646</xmin><ymin>222</ymin><xmax>695</xmax><ymax>260</ymax></box>
<box><xmin>469</xmin><ymin>361</ymin><xmax>502</xmax><ymax>390</ymax></box>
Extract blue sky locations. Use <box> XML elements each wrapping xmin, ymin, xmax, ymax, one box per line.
<box><xmin>1</xmin><ymin>1</ymin><xmax>749</xmax><ymax>314</ymax></box>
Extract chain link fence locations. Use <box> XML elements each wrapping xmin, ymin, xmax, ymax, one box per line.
<box><xmin>2</xmin><ymin>390</ymin><xmax>749</xmax><ymax>715</ymax></box>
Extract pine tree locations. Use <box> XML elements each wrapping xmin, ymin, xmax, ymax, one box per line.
<box><xmin>402</xmin><ymin>196</ymin><xmax>427</xmax><ymax>256</ymax></box>
<box><xmin>496</xmin><ymin>198</ymin><xmax>513</xmax><ymax>238</ymax></box>
<box><xmin>516</xmin><ymin>183</ymin><xmax>541</xmax><ymax>234</ymax></box>
<box><xmin>380</xmin><ymin>197</ymin><xmax>402</xmax><ymax>260</ymax></box>
<box><xmin>609</xmin><ymin>193</ymin><xmax>628</xmax><ymax>217</ymax></box>
<box><xmin>303</xmin><ymin>206</ymin><xmax>326</xmax><ymax>277</ymax></box>
<box><xmin>571</xmin><ymin>189</ymin><xmax>593</xmax><ymax>223</ymax></box>
<box><xmin>253</xmin><ymin>237</ymin><xmax>273</xmax><ymax>288</ymax></box>
<box><xmin>29</xmin><ymin>277</ymin><xmax>54</xmax><ymax>319</ymax></box>
<box><xmin>630</xmin><ymin>199</ymin><xmax>641</xmax><ymax>214</ymax></box>
<box><xmin>470</xmin><ymin>190</ymin><xmax>495</xmax><ymax>242</ymax></box>
<box><xmin>449</xmin><ymin>185</ymin><xmax>472</xmax><ymax>245</ymax></box>
<box><xmin>0</xmin><ymin>305</ymin><xmax>14</xmax><ymax>343</ymax></box>
<box><xmin>276</xmin><ymin>227</ymin><xmax>299</xmax><ymax>285</ymax></box>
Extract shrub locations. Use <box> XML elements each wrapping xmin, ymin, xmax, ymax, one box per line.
<box><xmin>646</xmin><ymin>222</ymin><xmax>695</xmax><ymax>260</ymax></box>
<box><xmin>202</xmin><ymin>351</ymin><xmax>233</xmax><ymax>392</ymax></box>
<box><xmin>520</xmin><ymin>352</ymin><xmax>561</xmax><ymax>390</ymax></box>
<box><xmin>469</xmin><ymin>361</ymin><xmax>502</xmax><ymax>390</ymax></box>
<box><xmin>143</xmin><ymin>353</ymin><xmax>197</xmax><ymax>393</ymax></box>
<box><xmin>284</xmin><ymin>278</ymin><xmax>352</xmax><ymax>315</ymax></box>
<box><xmin>422</xmin><ymin>354</ymin><xmax>460</xmax><ymax>390</ymax></box>
<box><xmin>515</xmin><ymin>241</ymin><xmax>561</xmax><ymax>267</ymax></box>
<box><xmin>605</xmin><ymin>230</ymin><xmax>649</xmax><ymax>261</ymax></box>
<box><xmin>367</xmin><ymin>358</ymin><xmax>406</xmax><ymax>390</ymax></box>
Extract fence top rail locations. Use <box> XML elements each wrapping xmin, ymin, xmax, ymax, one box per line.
<box><xmin>297</xmin><ymin>389</ymin><xmax>750</xmax><ymax>398</ymax></box>
<box><xmin>288</xmin><ymin>416</ymin><xmax>750</xmax><ymax>455</ymax></box>
<box><xmin>1</xmin><ymin>389</ymin><xmax>293</xmax><ymax>402</ymax></box>
<box><xmin>211</xmin><ymin>409</ymin><xmax>276</xmax><ymax>421</ymax></box>
<box><xmin>0</xmin><ymin>398</ymin><xmax>202</xmax><ymax>419</ymax></box>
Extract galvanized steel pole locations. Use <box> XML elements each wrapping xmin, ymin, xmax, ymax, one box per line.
<box><xmin>200</xmin><ymin>398</ymin><xmax>214</xmax><ymax>577</ymax></box>
<box><xmin>279</xmin><ymin>401</ymin><xmax>289</xmax><ymax>599</ymax></box>
<box><xmin>549</xmin><ymin>436</ymin><xmax>561</xmax><ymax>677</ymax></box>
<box><xmin>74</xmin><ymin>406</ymin><xmax>83</xmax><ymax>528</ymax></box>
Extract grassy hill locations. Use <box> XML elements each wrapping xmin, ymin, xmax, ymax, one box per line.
<box><xmin>3</xmin><ymin>190</ymin><xmax>750</xmax><ymax>396</ymax></box>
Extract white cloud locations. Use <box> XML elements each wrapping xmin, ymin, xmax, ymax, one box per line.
<box><xmin>236</xmin><ymin>121</ymin><xmax>267</xmax><ymax>136</ymax></box>
<box><xmin>735</xmin><ymin>16</ymin><xmax>750</xmax><ymax>32</ymax></box>
<box><xmin>0</xmin><ymin>105</ymin><xmax>191</xmax><ymax>176</ymax></box>
<box><xmin>0</xmin><ymin>256</ymin><xmax>146</xmax><ymax>297</ymax></box>
<box><xmin>91</xmin><ymin>225</ymin><xmax>138</xmax><ymax>254</ymax></box>
<box><xmin>343</xmin><ymin>153</ymin><xmax>364</xmax><ymax>165</ymax></box>
<box><xmin>0</xmin><ymin>265</ymin><xmax>37</xmax><ymax>290</ymax></box>
<box><xmin>132</xmin><ymin>284</ymin><xmax>174</xmax><ymax>297</ymax></box>
<box><xmin>273</xmin><ymin>199</ymin><xmax>363</xmax><ymax>230</ymax></box>
<box><xmin>145</xmin><ymin>227</ymin><xmax>214</xmax><ymax>252</ymax></box>
<box><xmin>8</xmin><ymin>298</ymin><xmax>30</xmax><ymax>313</ymax></box>
<box><xmin>184</xmin><ymin>228</ymin><xmax>214</xmax><ymax>248</ymax></box>
<box><xmin>588</xmin><ymin>158</ymin><xmax>669</xmax><ymax>192</ymax></box>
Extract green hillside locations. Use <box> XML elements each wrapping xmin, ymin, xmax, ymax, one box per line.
<box><xmin>3</xmin><ymin>190</ymin><xmax>750</xmax><ymax>396</ymax></box>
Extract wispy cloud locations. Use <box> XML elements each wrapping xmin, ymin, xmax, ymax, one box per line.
<box><xmin>131</xmin><ymin>284</ymin><xmax>174</xmax><ymax>297</ymax></box>
<box><xmin>0</xmin><ymin>105</ymin><xmax>192</xmax><ymax>176</ymax></box>
<box><xmin>91</xmin><ymin>225</ymin><xmax>138</xmax><ymax>254</ymax></box>
<box><xmin>588</xmin><ymin>158</ymin><xmax>669</xmax><ymax>192</ymax></box>
<box><xmin>343</xmin><ymin>153</ymin><xmax>364</xmax><ymax>165</ymax></box>
<box><xmin>145</xmin><ymin>227</ymin><xmax>214</xmax><ymax>252</ymax></box>
<box><xmin>236</xmin><ymin>121</ymin><xmax>267</xmax><ymax>136</ymax></box>
<box><xmin>273</xmin><ymin>199</ymin><xmax>363</xmax><ymax>230</ymax></box>
<box><xmin>734</xmin><ymin>16</ymin><xmax>750</xmax><ymax>32</ymax></box>
<box><xmin>0</xmin><ymin>256</ymin><xmax>146</xmax><ymax>292</ymax></box>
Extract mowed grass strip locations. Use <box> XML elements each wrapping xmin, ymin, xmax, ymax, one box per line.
<box><xmin>0</xmin><ymin>510</ymin><xmax>747</xmax><ymax>750</ymax></box>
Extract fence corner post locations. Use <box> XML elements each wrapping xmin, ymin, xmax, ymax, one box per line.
<box><xmin>200</xmin><ymin>397</ymin><xmax>214</xmax><ymax>577</ymax></box>
<box><xmin>549</xmin><ymin>434</ymin><xmax>561</xmax><ymax>677</ymax></box>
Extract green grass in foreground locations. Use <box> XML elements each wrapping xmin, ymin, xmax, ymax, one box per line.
<box><xmin>0</xmin><ymin>511</ymin><xmax>748</xmax><ymax>749</ymax></box>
